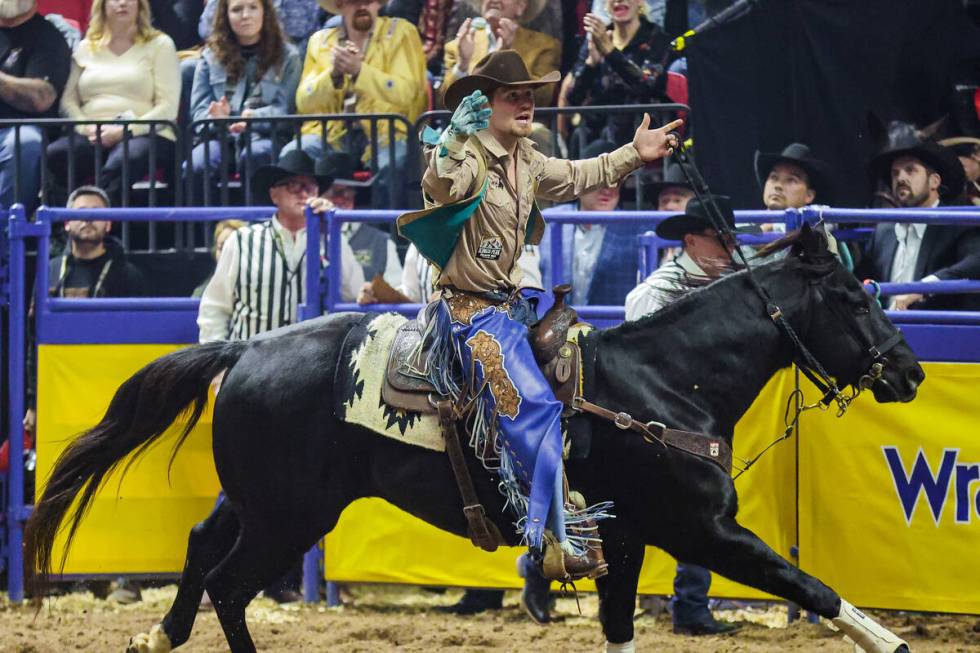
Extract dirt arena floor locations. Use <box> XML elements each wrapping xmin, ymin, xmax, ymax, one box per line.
<box><xmin>2</xmin><ymin>584</ymin><xmax>979</xmax><ymax>652</ymax></box>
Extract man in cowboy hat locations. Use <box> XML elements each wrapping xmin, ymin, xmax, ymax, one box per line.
<box><xmin>398</xmin><ymin>49</ymin><xmax>681</xmax><ymax>584</ymax></box>
<box><xmin>649</xmin><ymin>158</ymin><xmax>695</xmax><ymax>213</ymax></box>
<box><xmin>198</xmin><ymin>149</ymin><xmax>364</xmax><ymax>343</ymax></box>
<box><xmin>443</xmin><ymin>0</ymin><xmax>560</xmax><ymax>108</ymax></box>
<box><xmin>316</xmin><ymin>151</ymin><xmax>404</xmax><ymax>288</ymax></box>
<box><xmin>285</xmin><ymin>0</ymin><xmax>426</xmax><ymax>204</ymax></box>
<box><xmin>625</xmin><ymin>195</ymin><xmax>737</xmax><ymax>319</ymax></box>
<box><xmin>754</xmin><ymin>143</ymin><xmax>836</xmax><ymax>229</ymax></box>
<box><xmin>857</xmin><ymin>137</ymin><xmax>980</xmax><ymax>311</ymax></box>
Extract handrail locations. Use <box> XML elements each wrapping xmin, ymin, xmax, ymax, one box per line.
<box><xmin>186</xmin><ymin>112</ymin><xmax>417</xmax><ymax>210</ymax></box>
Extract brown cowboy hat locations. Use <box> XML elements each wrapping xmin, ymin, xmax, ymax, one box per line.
<box><xmin>442</xmin><ymin>49</ymin><xmax>560</xmax><ymax>111</ymax></box>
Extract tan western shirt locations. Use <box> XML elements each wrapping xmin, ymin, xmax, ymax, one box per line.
<box><xmin>422</xmin><ymin>130</ymin><xmax>643</xmax><ymax>293</ymax></box>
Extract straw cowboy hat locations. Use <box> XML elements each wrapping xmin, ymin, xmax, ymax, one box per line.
<box><xmin>442</xmin><ymin>49</ymin><xmax>560</xmax><ymax>111</ymax></box>
<box><xmin>252</xmin><ymin>150</ymin><xmax>334</xmax><ymax>201</ymax></box>
<box><xmin>867</xmin><ymin>136</ymin><xmax>965</xmax><ymax>201</ymax></box>
<box><xmin>754</xmin><ymin>142</ymin><xmax>838</xmax><ymax>205</ymax></box>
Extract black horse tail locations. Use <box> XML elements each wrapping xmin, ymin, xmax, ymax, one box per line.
<box><xmin>24</xmin><ymin>340</ymin><xmax>247</xmax><ymax>592</ymax></box>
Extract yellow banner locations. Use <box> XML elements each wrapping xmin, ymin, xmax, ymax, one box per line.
<box><xmin>798</xmin><ymin>363</ymin><xmax>980</xmax><ymax>613</ymax></box>
<box><xmin>36</xmin><ymin>344</ymin><xmax>219</xmax><ymax>574</ymax></box>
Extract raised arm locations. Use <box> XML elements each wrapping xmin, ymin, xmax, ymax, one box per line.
<box><xmin>536</xmin><ymin>115</ymin><xmax>682</xmax><ymax>203</ymax></box>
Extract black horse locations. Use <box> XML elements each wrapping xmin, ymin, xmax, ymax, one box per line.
<box><xmin>25</xmin><ymin>227</ymin><xmax>924</xmax><ymax>653</ymax></box>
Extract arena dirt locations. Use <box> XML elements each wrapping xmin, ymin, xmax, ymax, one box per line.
<box><xmin>2</xmin><ymin>584</ymin><xmax>978</xmax><ymax>652</ymax></box>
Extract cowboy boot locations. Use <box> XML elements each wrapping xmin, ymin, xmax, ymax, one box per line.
<box><xmin>540</xmin><ymin>529</ymin><xmax>608</xmax><ymax>582</ymax></box>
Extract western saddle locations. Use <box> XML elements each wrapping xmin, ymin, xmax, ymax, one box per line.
<box><xmin>380</xmin><ymin>285</ymin><xmax>583</xmax><ymax>552</ymax></box>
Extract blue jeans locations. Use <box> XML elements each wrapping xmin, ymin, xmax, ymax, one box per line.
<box><xmin>190</xmin><ymin>135</ymin><xmax>275</xmax><ymax>204</ymax></box>
<box><xmin>672</xmin><ymin>563</ymin><xmax>713</xmax><ymax>625</ymax></box>
<box><xmin>0</xmin><ymin>125</ymin><xmax>42</xmax><ymax>210</ymax></box>
<box><xmin>279</xmin><ymin>133</ymin><xmax>409</xmax><ymax>207</ymax></box>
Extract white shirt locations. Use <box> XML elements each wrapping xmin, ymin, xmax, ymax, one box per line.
<box><xmin>890</xmin><ymin>222</ymin><xmax>928</xmax><ymax>284</ymax></box>
<box><xmin>197</xmin><ymin>215</ymin><xmax>364</xmax><ymax>342</ymax></box>
<box><xmin>572</xmin><ymin>225</ymin><xmax>606</xmax><ymax>305</ymax></box>
<box><xmin>624</xmin><ymin>251</ymin><xmax>707</xmax><ymax>321</ymax></box>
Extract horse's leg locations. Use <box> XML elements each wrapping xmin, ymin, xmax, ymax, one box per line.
<box><xmin>595</xmin><ymin>527</ymin><xmax>645</xmax><ymax>653</ymax></box>
<box><xmin>124</xmin><ymin>499</ymin><xmax>240</xmax><ymax>653</ymax></box>
<box><xmin>680</xmin><ymin>517</ymin><xmax>908</xmax><ymax>653</ymax></box>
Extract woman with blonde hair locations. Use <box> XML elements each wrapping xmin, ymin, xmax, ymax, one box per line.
<box><xmin>190</xmin><ymin>0</ymin><xmax>301</xmax><ymax>204</ymax></box>
<box><xmin>46</xmin><ymin>0</ymin><xmax>180</xmax><ymax>205</ymax></box>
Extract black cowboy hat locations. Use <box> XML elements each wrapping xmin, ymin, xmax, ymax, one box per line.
<box><xmin>253</xmin><ymin>150</ymin><xmax>333</xmax><ymax>201</ymax></box>
<box><xmin>754</xmin><ymin>142</ymin><xmax>836</xmax><ymax>205</ymax></box>
<box><xmin>656</xmin><ymin>194</ymin><xmax>737</xmax><ymax>241</ymax></box>
<box><xmin>645</xmin><ymin>159</ymin><xmax>694</xmax><ymax>202</ymax></box>
<box><xmin>866</xmin><ymin>136</ymin><xmax>965</xmax><ymax>201</ymax></box>
<box><xmin>442</xmin><ymin>49</ymin><xmax>560</xmax><ymax>111</ymax></box>
<box><xmin>315</xmin><ymin>151</ymin><xmax>373</xmax><ymax>188</ymax></box>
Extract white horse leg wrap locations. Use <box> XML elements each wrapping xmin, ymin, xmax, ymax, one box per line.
<box><xmin>832</xmin><ymin>599</ymin><xmax>907</xmax><ymax>653</ymax></box>
<box><xmin>605</xmin><ymin>640</ymin><xmax>636</xmax><ymax>653</ymax></box>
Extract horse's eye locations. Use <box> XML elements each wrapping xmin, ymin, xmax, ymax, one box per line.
<box><xmin>855</xmin><ymin>304</ymin><xmax>871</xmax><ymax>315</ymax></box>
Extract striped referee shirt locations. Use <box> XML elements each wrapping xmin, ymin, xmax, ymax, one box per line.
<box><xmin>197</xmin><ymin>215</ymin><xmax>364</xmax><ymax>342</ymax></box>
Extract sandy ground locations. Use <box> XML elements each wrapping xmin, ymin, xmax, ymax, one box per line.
<box><xmin>2</xmin><ymin>584</ymin><xmax>979</xmax><ymax>653</ymax></box>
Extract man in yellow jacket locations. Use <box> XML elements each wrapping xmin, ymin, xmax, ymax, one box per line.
<box><xmin>283</xmin><ymin>0</ymin><xmax>427</xmax><ymax>205</ymax></box>
<box><xmin>442</xmin><ymin>0</ymin><xmax>560</xmax><ymax>109</ymax></box>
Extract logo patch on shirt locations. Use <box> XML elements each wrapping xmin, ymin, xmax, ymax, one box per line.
<box><xmin>476</xmin><ymin>237</ymin><xmax>503</xmax><ymax>260</ymax></box>
<box><xmin>487</xmin><ymin>171</ymin><xmax>505</xmax><ymax>190</ymax></box>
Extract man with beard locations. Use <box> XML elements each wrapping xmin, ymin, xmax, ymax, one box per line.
<box><xmin>23</xmin><ymin>186</ymin><xmax>146</xmax><ymax>449</ymax></box>
<box><xmin>287</xmin><ymin>0</ymin><xmax>425</xmax><ymax>206</ymax></box>
<box><xmin>443</xmin><ymin>0</ymin><xmax>559</xmax><ymax>108</ymax></box>
<box><xmin>0</xmin><ymin>0</ymin><xmax>70</xmax><ymax>211</ymax></box>
<box><xmin>859</xmin><ymin>138</ymin><xmax>980</xmax><ymax>311</ymax></box>
<box><xmin>398</xmin><ymin>50</ymin><xmax>681</xmax><ymax>593</ymax></box>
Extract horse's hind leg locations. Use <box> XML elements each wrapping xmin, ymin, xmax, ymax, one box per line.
<box><xmin>204</xmin><ymin>516</ymin><xmax>331</xmax><ymax>653</ymax></box>
<box><xmin>125</xmin><ymin>498</ymin><xmax>240</xmax><ymax>653</ymax></box>
<box><xmin>679</xmin><ymin>517</ymin><xmax>908</xmax><ymax>653</ymax></box>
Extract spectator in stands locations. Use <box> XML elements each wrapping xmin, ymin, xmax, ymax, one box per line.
<box><xmin>754</xmin><ymin>142</ymin><xmax>835</xmax><ymax>229</ymax></box>
<box><xmin>442</xmin><ymin>0</ymin><xmax>560</xmax><ymax>108</ymax></box>
<box><xmin>625</xmin><ymin>194</ymin><xmax>735</xmax><ymax>320</ymax></box>
<box><xmin>201</xmin><ymin>0</ymin><xmax>324</xmax><ymax>57</ymax></box>
<box><xmin>150</xmin><ymin>0</ymin><xmax>205</xmax><ymax>50</ymax></box>
<box><xmin>859</xmin><ymin>138</ymin><xmax>980</xmax><ymax>311</ymax></box>
<box><xmin>561</xmin><ymin>0</ymin><xmax>672</xmax><ymax>153</ymax></box>
<box><xmin>317</xmin><ymin>151</ymin><xmax>404</xmax><ymax>285</ymax></box>
<box><xmin>939</xmin><ymin>136</ymin><xmax>980</xmax><ymax>206</ymax></box>
<box><xmin>539</xmin><ymin>139</ymin><xmax>646</xmax><ymax>305</ymax></box>
<box><xmin>191</xmin><ymin>0</ymin><xmax>301</xmax><ymax>204</ymax></box>
<box><xmin>47</xmin><ymin>0</ymin><xmax>180</xmax><ymax>207</ymax></box>
<box><xmin>285</xmin><ymin>0</ymin><xmax>426</xmax><ymax>206</ymax></box>
<box><xmin>23</xmin><ymin>185</ymin><xmax>146</xmax><ymax>444</ymax></box>
<box><xmin>193</xmin><ymin>219</ymin><xmax>247</xmax><ymax>297</ymax></box>
<box><xmin>648</xmin><ymin>158</ymin><xmax>693</xmax><ymax>212</ymax></box>
<box><xmin>0</xmin><ymin>0</ymin><xmax>71</xmax><ymax>211</ymax></box>
<box><xmin>198</xmin><ymin>149</ymin><xmax>363</xmax><ymax>342</ymax></box>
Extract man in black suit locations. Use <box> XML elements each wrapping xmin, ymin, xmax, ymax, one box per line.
<box><xmin>859</xmin><ymin>139</ymin><xmax>980</xmax><ymax>311</ymax></box>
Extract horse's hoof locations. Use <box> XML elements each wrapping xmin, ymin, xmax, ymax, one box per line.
<box><xmin>125</xmin><ymin>624</ymin><xmax>172</xmax><ymax>653</ymax></box>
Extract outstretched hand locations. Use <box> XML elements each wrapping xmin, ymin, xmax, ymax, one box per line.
<box><xmin>632</xmin><ymin>115</ymin><xmax>684</xmax><ymax>162</ymax></box>
<box><xmin>448</xmin><ymin>90</ymin><xmax>492</xmax><ymax>139</ymax></box>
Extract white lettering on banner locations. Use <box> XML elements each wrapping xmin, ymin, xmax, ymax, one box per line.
<box><xmin>882</xmin><ymin>447</ymin><xmax>980</xmax><ymax>526</ymax></box>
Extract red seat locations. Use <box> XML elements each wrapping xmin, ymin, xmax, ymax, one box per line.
<box><xmin>666</xmin><ymin>71</ymin><xmax>688</xmax><ymax>107</ymax></box>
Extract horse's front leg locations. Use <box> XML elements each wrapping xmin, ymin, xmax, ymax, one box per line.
<box><xmin>595</xmin><ymin>526</ymin><xmax>645</xmax><ymax>653</ymax></box>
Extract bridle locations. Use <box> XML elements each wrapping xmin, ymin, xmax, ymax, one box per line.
<box><xmin>671</xmin><ymin>141</ymin><xmax>904</xmax><ymax>418</ymax></box>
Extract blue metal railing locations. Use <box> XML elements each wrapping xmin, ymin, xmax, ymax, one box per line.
<box><xmin>311</xmin><ymin>206</ymin><xmax>980</xmax><ymax>327</ymax></box>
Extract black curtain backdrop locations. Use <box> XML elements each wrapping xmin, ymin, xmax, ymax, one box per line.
<box><xmin>687</xmin><ymin>0</ymin><xmax>980</xmax><ymax>208</ymax></box>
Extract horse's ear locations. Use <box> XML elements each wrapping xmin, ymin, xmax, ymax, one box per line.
<box><xmin>796</xmin><ymin>223</ymin><xmax>830</xmax><ymax>259</ymax></box>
